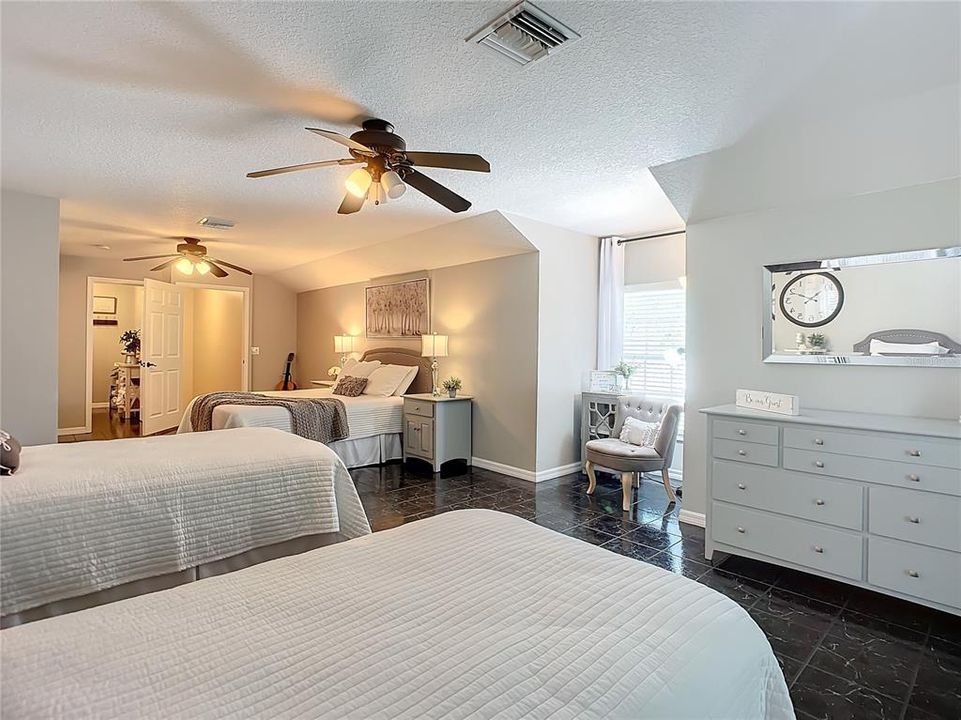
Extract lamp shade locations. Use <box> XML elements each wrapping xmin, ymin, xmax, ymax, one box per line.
<box><xmin>421</xmin><ymin>333</ymin><xmax>449</xmax><ymax>358</ymax></box>
<box><xmin>334</xmin><ymin>335</ymin><xmax>357</xmax><ymax>354</ymax></box>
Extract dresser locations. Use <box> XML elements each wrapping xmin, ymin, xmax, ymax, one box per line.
<box><xmin>702</xmin><ymin>405</ymin><xmax>961</xmax><ymax>616</ymax></box>
<box><xmin>402</xmin><ymin>394</ymin><xmax>472</xmax><ymax>473</ymax></box>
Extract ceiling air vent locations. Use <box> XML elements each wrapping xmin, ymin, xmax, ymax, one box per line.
<box><xmin>468</xmin><ymin>1</ymin><xmax>580</xmax><ymax>67</ymax></box>
<box><xmin>196</xmin><ymin>216</ymin><xmax>235</xmax><ymax>230</ymax></box>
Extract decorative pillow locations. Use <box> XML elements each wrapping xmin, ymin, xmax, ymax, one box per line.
<box><xmin>391</xmin><ymin>365</ymin><xmax>419</xmax><ymax>396</ymax></box>
<box><xmin>341</xmin><ymin>358</ymin><xmax>382</xmax><ymax>378</ymax></box>
<box><xmin>619</xmin><ymin>417</ymin><xmax>660</xmax><ymax>448</ymax></box>
<box><xmin>364</xmin><ymin>364</ymin><xmax>415</xmax><ymax>397</ymax></box>
<box><xmin>1</xmin><ymin>430</ymin><xmax>21</xmax><ymax>475</ymax></box>
<box><xmin>332</xmin><ymin>376</ymin><xmax>368</xmax><ymax>397</ymax></box>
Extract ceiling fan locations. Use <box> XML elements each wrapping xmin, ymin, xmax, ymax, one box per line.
<box><xmin>123</xmin><ymin>237</ymin><xmax>252</xmax><ymax>278</ymax></box>
<box><xmin>247</xmin><ymin>118</ymin><xmax>490</xmax><ymax>215</ymax></box>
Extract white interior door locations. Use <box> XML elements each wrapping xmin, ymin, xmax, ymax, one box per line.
<box><xmin>141</xmin><ymin>278</ymin><xmax>184</xmax><ymax>435</ymax></box>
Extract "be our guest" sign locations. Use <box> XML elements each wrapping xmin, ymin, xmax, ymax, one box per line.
<box><xmin>735</xmin><ymin>389</ymin><xmax>800</xmax><ymax>416</ymax></box>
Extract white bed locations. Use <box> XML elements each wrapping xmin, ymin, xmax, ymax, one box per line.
<box><xmin>0</xmin><ymin>510</ymin><xmax>794</xmax><ymax>719</ymax></box>
<box><xmin>0</xmin><ymin>427</ymin><xmax>370</xmax><ymax>626</ymax></box>
<box><xmin>177</xmin><ymin>347</ymin><xmax>431</xmax><ymax>468</ymax></box>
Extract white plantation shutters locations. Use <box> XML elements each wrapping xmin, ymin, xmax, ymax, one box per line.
<box><xmin>622</xmin><ymin>285</ymin><xmax>686</xmax><ymax>402</ymax></box>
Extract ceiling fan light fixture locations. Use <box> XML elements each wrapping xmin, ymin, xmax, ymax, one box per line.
<box><xmin>345</xmin><ymin>168</ymin><xmax>372</xmax><ymax>198</ymax></box>
<box><xmin>195</xmin><ymin>260</ymin><xmax>211</xmax><ymax>275</ymax></box>
<box><xmin>175</xmin><ymin>257</ymin><xmax>194</xmax><ymax>275</ymax></box>
<box><xmin>381</xmin><ymin>170</ymin><xmax>406</xmax><ymax>199</ymax></box>
<box><xmin>369</xmin><ymin>181</ymin><xmax>387</xmax><ymax>206</ymax></box>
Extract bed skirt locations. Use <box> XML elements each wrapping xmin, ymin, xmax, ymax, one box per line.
<box><xmin>1</xmin><ymin>531</ymin><xmax>348</xmax><ymax>628</ymax></box>
<box><xmin>328</xmin><ymin>433</ymin><xmax>402</xmax><ymax>469</ymax></box>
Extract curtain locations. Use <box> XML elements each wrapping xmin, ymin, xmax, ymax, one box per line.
<box><xmin>597</xmin><ymin>236</ymin><xmax>625</xmax><ymax>370</ymax></box>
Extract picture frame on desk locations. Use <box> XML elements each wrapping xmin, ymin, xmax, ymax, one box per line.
<box><xmin>588</xmin><ymin>371</ymin><xmax>619</xmax><ymax>393</ymax></box>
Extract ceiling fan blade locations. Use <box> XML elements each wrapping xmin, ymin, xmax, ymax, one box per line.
<box><xmin>208</xmin><ymin>258</ymin><xmax>252</xmax><ymax>275</ymax></box>
<box><xmin>247</xmin><ymin>158</ymin><xmax>362</xmax><ymax>178</ymax></box>
<box><xmin>337</xmin><ymin>190</ymin><xmax>366</xmax><ymax>215</ymax></box>
<box><xmin>402</xmin><ymin>170</ymin><xmax>472</xmax><ymax>213</ymax></box>
<box><xmin>404</xmin><ymin>152</ymin><xmax>490</xmax><ymax>173</ymax></box>
<box><xmin>306</xmin><ymin>128</ymin><xmax>377</xmax><ymax>157</ymax></box>
<box><xmin>123</xmin><ymin>254</ymin><xmax>178</xmax><ymax>262</ymax></box>
<box><xmin>150</xmin><ymin>258</ymin><xmax>180</xmax><ymax>272</ymax></box>
<box><xmin>205</xmin><ymin>261</ymin><xmax>229</xmax><ymax>278</ymax></box>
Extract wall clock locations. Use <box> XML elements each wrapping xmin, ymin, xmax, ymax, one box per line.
<box><xmin>778</xmin><ymin>272</ymin><xmax>844</xmax><ymax>328</ymax></box>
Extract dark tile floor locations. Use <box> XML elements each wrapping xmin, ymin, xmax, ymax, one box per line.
<box><xmin>352</xmin><ymin>461</ymin><xmax>961</xmax><ymax>720</ymax></box>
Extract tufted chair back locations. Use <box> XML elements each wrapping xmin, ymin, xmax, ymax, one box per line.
<box><xmin>612</xmin><ymin>395</ymin><xmax>682</xmax><ymax>464</ymax></box>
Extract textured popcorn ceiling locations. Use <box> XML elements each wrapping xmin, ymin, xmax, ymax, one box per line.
<box><xmin>1</xmin><ymin>1</ymin><xmax>956</xmax><ymax>285</ymax></box>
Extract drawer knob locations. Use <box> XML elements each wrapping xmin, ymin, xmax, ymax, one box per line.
<box><xmin>814</xmin><ymin>460</ymin><xmax>825</xmax><ymax>468</ymax></box>
<box><xmin>737</xmin><ymin>429</ymin><xmax>747</xmax><ymax>436</ymax></box>
<box><xmin>907</xmin><ymin>516</ymin><xmax>920</xmax><ymax>524</ymax></box>
<box><xmin>907</xmin><ymin>570</ymin><xmax>920</xmax><ymax>578</ymax></box>
<box><xmin>908</xmin><ymin>449</ymin><xmax>921</xmax><ymax>457</ymax></box>
<box><xmin>814</xmin><ymin>438</ymin><xmax>824</xmax><ymax>446</ymax></box>
<box><xmin>907</xmin><ymin>474</ymin><xmax>920</xmax><ymax>482</ymax></box>
<box><xmin>815</xmin><ymin>498</ymin><xmax>825</xmax><ymax>506</ymax></box>
<box><xmin>813</xmin><ymin>545</ymin><xmax>824</xmax><ymax>553</ymax></box>
<box><xmin>737</xmin><ymin>483</ymin><xmax>746</xmax><ymax>490</ymax></box>
<box><xmin>736</xmin><ymin>526</ymin><xmax>746</xmax><ymax>534</ymax></box>
<box><xmin>737</xmin><ymin>449</ymin><xmax>747</xmax><ymax>456</ymax></box>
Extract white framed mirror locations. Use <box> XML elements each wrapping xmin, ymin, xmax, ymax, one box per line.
<box><xmin>762</xmin><ymin>247</ymin><xmax>961</xmax><ymax>367</ymax></box>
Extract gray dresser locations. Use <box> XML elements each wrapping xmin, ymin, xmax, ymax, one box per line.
<box><xmin>702</xmin><ymin>405</ymin><xmax>961</xmax><ymax>616</ymax></box>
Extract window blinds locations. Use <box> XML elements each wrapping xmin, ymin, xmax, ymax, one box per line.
<box><xmin>622</xmin><ymin>287</ymin><xmax>686</xmax><ymax>402</ymax></box>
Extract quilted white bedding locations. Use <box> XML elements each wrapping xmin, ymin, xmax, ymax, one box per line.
<box><xmin>177</xmin><ymin>388</ymin><xmax>404</xmax><ymax>439</ymax></box>
<box><xmin>0</xmin><ymin>427</ymin><xmax>370</xmax><ymax>617</ymax></box>
<box><xmin>1</xmin><ymin>510</ymin><xmax>793</xmax><ymax>719</ymax></box>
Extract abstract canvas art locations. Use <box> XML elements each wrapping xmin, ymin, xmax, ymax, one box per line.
<box><xmin>366</xmin><ymin>278</ymin><xmax>430</xmax><ymax>338</ymax></box>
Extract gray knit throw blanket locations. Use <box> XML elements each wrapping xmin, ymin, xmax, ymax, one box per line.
<box><xmin>190</xmin><ymin>393</ymin><xmax>349</xmax><ymax>444</ymax></box>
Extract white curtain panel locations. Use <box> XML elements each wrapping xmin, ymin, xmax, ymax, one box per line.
<box><xmin>597</xmin><ymin>236</ymin><xmax>625</xmax><ymax>370</ymax></box>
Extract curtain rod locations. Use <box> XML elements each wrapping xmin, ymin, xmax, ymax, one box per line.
<box><xmin>616</xmin><ymin>230</ymin><xmax>685</xmax><ymax>245</ymax></box>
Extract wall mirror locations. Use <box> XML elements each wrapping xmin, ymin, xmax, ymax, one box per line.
<box><xmin>762</xmin><ymin>247</ymin><xmax>960</xmax><ymax>367</ymax></box>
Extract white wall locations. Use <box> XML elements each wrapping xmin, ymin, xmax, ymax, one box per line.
<box><xmin>683</xmin><ymin>178</ymin><xmax>961</xmax><ymax>515</ymax></box>
<box><xmin>1</xmin><ymin>190</ymin><xmax>60</xmax><ymax>444</ymax></box>
<box><xmin>624</xmin><ymin>233</ymin><xmax>686</xmax><ymax>286</ymax></box>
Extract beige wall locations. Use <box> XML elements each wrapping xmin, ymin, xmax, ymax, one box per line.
<box><xmin>91</xmin><ymin>282</ymin><xmax>143</xmax><ymax>403</ymax></box>
<box><xmin>1</xmin><ymin>190</ymin><xmax>60</xmax><ymax>444</ymax></box>
<box><xmin>297</xmin><ymin>253</ymin><xmax>540</xmax><ymax>471</ymax></box>
<box><xmin>191</xmin><ymin>288</ymin><xmax>244</xmax><ymax>395</ymax></box>
<box><xmin>624</xmin><ymin>233</ymin><xmax>686</xmax><ymax>286</ymax></box>
<box><xmin>251</xmin><ymin>275</ymin><xmax>298</xmax><ymax>390</ymax></box>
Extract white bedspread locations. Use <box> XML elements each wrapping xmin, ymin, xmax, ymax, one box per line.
<box><xmin>0</xmin><ymin>428</ymin><xmax>370</xmax><ymax>617</ymax></box>
<box><xmin>0</xmin><ymin>510</ymin><xmax>794</xmax><ymax>719</ymax></box>
<box><xmin>178</xmin><ymin>388</ymin><xmax>404</xmax><ymax>439</ymax></box>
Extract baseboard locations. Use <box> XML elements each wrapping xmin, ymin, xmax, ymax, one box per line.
<box><xmin>57</xmin><ymin>426</ymin><xmax>90</xmax><ymax>436</ymax></box>
<box><xmin>91</xmin><ymin>402</ymin><xmax>109</xmax><ymax>409</ymax></box>
<box><xmin>534</xmin><ymin>461</ymin><xmax>583</xmax><ymax>483</ymax></box>
<box><xmin>678</xmin><ymin>509</ymin><xmax>706</xmax><ymax>528</ymax></box>
<box><xmin>471</xmin><ymin>457</ymin><xmax>538</xmax><ymax>482</ymax></box>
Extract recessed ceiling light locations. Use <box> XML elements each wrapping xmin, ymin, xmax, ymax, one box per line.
<box><xmin>197</xmin><ymin>216</ymin><xmax>235</xmax><ymax>230</ymax></box>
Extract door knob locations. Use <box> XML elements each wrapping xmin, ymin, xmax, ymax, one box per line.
<box><xmin>140</xmin><ymin>361</ymin><xmax>157</xmax><ymax>368</ymax></box>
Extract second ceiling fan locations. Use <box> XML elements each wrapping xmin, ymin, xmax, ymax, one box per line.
<box><xmin>247</xmin><ymin>119</ymin><xmax>490</xmax><ymax>215</ymax></box>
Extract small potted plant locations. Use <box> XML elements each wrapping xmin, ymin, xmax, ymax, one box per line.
<box><xmin>612</xmin><ymin>360</ymin><xmax>634</xmax><ymax>390</ymax></box>
<box><xmin>807</xmin><ymin>333</ymin><xmax>828</xmax><ymax>352</ymax></box>
<box><xmin>442</xmin><ymin>376</ymin><xmax>463</xmax><ymax>398</ymax></box>
<box><xmin>119</xmin><ymin>329</ymin><xmax>141</xmax><ymax>364</ymax></box>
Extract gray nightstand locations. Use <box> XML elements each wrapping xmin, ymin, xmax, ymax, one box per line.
<box><xmin>402</xmin><ymin>394</ymin><xmax>473</xmax><ymax>473</ymax></box>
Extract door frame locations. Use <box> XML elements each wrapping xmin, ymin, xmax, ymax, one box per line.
<box><xmin>176</xmin><ymin>282</ymin><xmax>251</xmax><ymax>393</ymax></box>
<box><xmin>82</xmin><ymin>276</ymin><xmax>144</xmax><ymax>435</ymax></box>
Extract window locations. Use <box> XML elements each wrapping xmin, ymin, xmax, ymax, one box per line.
<box><xmin>622</xmin><ymin>283</ymin><xmax>686</xmax><ymax>403</ymax></box>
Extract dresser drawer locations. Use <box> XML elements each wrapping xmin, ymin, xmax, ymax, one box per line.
<box><xmin>712</xmin><ymin>502</ymin><xmax>864</xmax><ymax>580</ymax></box>
<box><xmin>713</xmin><ymin>419</ymin><xmax>779</xmax><ymax>446</ymax></box>
<box><xmin>784</xmin><ymin>427</ymin><xmax>961</xmax><ymax>469</ymax></box>
<box><xmin>783</xmin><ymin>448</ymin><xmax>961</xmax><ymax>497</ymax></box>
<box><xmin>869</xmin><ymin>487</ymin><xmax>961</xmax><ymax>552</ymax></box>
<box><xmin>404</xmin><ymin>399</ymin><xmax>434</xmax><ymax>418</ymax></box>
<box><xmin>713</xmin><ymin>461</ymin><xmax>863</xmax><ymax>530</ymax></box>
<box><xmin>712</xmin><ymin>438</ymin><xmax>778</xmax><ymax>467</ymax></box>
<box><xmin>868</xmin><ymin>537</ymin><xmax>961</xmax><ymax>610</ymax></box>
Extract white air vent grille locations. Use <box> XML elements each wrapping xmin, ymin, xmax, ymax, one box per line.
<box><xmin>468</xmin><ymin>1</ymin><xmax>580</xmax><ymax>66</ymax></box>
<box><xmin>197</xmin><ymin>216</ymin><xmax>235</xmax><ymax>230</ymax></box>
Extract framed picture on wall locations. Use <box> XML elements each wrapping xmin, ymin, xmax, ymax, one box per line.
<box><xmin>93</xmin><ymin>296</ymin><xmax>117</xmax><ymax>314</ymax></box>
<box><xmin>365</xmin><ymin>278</ymin><xmax>430</xmax><ymax>338</ymax></box>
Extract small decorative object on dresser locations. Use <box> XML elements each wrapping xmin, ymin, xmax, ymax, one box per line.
<box><xmin>402</xmin><ymin>393</ymin><xmax>472</xmax><ymax>473</ymax></box>
<box><xmin>611</xmin><ymin>360</ymin><xmax>634</xmax><ymax>391</ymax></box>
<box><xmin>735</xmin><ymin>389</ymin><xmax>800</xmax><ymax>416</ymax></box>
<box><xmin>702</xmin><ymin>404</ymin><xmax>961</xmax><ymax>616</ymax></box>
<box><xmin>441</xmin><ymin>376</ymin><xmax>462</xmax><ymax>398</ymax></box>
<box><xmin>588</xmin><ymin>371</ymin><xmax>618</xmax><ymax>393</ymax></box>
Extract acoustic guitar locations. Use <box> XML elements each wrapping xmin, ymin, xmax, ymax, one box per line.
<box><xmin>275</xmin><ymin>352</ymin><xmax>298</xmax><ymax>391</ymax></box>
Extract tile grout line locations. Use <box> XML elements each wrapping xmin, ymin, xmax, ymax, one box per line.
<box><xmin>897</xmin><ymin>622</ymin><xmax>932</xmax><ymax>720</ymax></box>
<box><xmin>789</xmin><ymin>595</ymin><xmax>848</xmax><ymax>689</ymax></box>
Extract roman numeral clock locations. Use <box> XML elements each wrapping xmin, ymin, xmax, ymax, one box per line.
<box><xmin>778</xmin><ymin>271</ymin><xmax>844</xmax><ymax>328</ymax></box>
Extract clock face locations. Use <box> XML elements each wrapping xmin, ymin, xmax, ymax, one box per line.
<box><xmin>778</xmin><ymin>272</ymin><xmax>844</xmax><ymax>328</ymax></box>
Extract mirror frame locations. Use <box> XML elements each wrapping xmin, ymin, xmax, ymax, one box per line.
<box><xmin>762</xmin><ymin>246</ymin><xmax>961</xmax><ymax>367</ymax></box>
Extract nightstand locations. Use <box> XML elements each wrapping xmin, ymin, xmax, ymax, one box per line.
<box><xmin>402</xmin><ymin>394</ymin><xmax>472</xmax><ymax>473</ymax></box>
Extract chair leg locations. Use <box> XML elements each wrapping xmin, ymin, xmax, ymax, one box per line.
<box><xmin>661</xmin><ymin>467</ymin><xmax>677</xmax><ymax>503</ymax></box>
<box><xmin>621</xmin><ymin>472</ymin><xmax>633</xmax><ymax>511</ymax></box>
<box><xmin>585</xmin><ymin>461</ymin><xmax>597</xmax><ymax>495</ymax></box>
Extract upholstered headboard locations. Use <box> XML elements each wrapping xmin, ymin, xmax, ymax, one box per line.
<box><xmin>853</xmin><ymin>329</ymin><xmax>961</xmax><ymax>356</ymax></box>
<box><xmin>361</xmin><ymin>346</ymin><xmax>432</xmax><ymax>394</ymax></box>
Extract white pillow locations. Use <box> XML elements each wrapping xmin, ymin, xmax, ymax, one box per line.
<box><xmin>869</xmin><ymin>339</ymin><xmax>947</xmax><ymax>356</ymax></box>
<box><xmin>391</xmin><ymin>365</ymin><xmax>419</xmax><ymax>396</ymax></box>
<box><xmin>619</xmin><ymin>417</ymin><xmax>659</xmax><ymax>447</ymax></box>
<box><xmin>341</xmin><ymin>358</ymin><xmax>382</xmax><ymax>378</ymax></box>
<box><xmin>363</xmin><ymin>364</ymin><xmax>413</xmax><ymax>397</ymax></box>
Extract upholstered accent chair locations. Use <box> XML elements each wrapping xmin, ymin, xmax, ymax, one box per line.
<box><xmin>584</xmin><ymin>396</ymin><xmax>681</xmax><ymax>511</ymax></box>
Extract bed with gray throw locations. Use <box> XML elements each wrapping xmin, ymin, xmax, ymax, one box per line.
<box><xmin>190</xmin><ymin>392</ymin><xmax>349</xmax><ymax>443</ymax></box>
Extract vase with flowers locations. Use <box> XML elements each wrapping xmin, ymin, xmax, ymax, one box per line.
<box><xmin>612</xmin><ymin>360</ymin><xmax>634</xmax><ymax>391</ymax></box>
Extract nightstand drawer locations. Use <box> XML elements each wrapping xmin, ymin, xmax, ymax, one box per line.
<box><xmin>713</xmin><ymin>419</ymin><xmax>779</xmax><ymax>446</ymax></box>
<box><xmin>712</xmin><ymin>438</ymin><xmax>778</xmax><ymax>467</ymax></box>
<box><xmin>868</xmin><ymin>537</ymin><xmax>961</xmax><ymax>609</ymax></box>
<box><xmin>869</xmin><ymin>487</ymin><xmax>961</xmax><ymax>552</ymax></box>
<box><xmin>404</xmin><ymin>399</ymin><xmax>434</xmax><ymax>418</ymax></box>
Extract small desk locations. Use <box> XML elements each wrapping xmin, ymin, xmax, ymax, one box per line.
<box><xmin>111</xmin><ymin>363</ymin><xmax>140</xmax><ymax>422</ymax></box>
<box><xmin>309</xmin><ymin>380</ymin><xmax>337</xmax><ymax>387</ymax></box>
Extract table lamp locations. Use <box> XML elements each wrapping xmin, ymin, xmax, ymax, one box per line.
<box><xmin>334</xmin><ymin>335</ymin><xmax>357</xmax><ymax>366</ymax></box>
<box><xmin>420</xmin><ymin>333</ymin><xmax>449</xmax><ymax>396</ymax></box>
